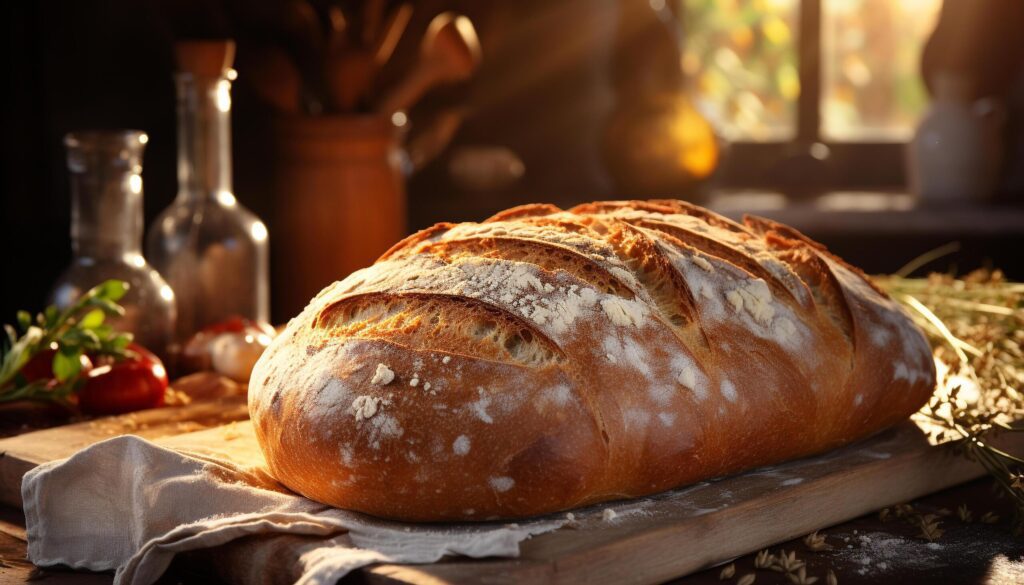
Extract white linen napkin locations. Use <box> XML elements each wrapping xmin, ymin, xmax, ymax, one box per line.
<box><xmin>21</xmin><ymin>435</ymin><xmax>564</xmax><ymax>585</ymax></box>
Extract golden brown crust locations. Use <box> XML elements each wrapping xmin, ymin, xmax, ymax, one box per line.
<box><xmin>249</xmin><ymin>200</ymin><xmax>936</xmax><ymax>521</ymax></box>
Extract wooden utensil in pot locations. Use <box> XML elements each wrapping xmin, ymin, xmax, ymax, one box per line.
<box><xmin>376</xmin><ymin>12</ymin><xmax>481</xmax><ymax>115</ymax></box>
<box><xmin>325</xmin><ymin>49</ymin><xmax>377</xmax><ymax>112</ymax></box>
<box><xmin>406</xmin><ymin>107</ymin><xmax>465</xmax><ymax>171</ymax></box>
<box><xmin>323</xmin><ymin>4</ymin><xmax>377</xmax><ymax>113</ymax></box>
<box><xmin>245</xmin><ymin>46</ymin><xmax>303</xmax><ymax>114</ymax></box>
<box><xmin>280</xmin><ymin>0</ymin><xmax>327</xmax><ymax>112</ymax></box>
<box><xmin>374</xmin><ymin>3</ymin><xmax>413</xmax><ymax>67</ymax></box>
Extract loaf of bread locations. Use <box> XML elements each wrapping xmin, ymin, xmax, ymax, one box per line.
<box><xmin>249</xmin><ymin>200</ymin><xmax>935</xmax><ymax>521</ymax></box>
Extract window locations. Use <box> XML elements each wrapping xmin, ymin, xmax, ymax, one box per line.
<box><xmin>679</xmin><ymin>0</ymin><xmax>943</xmax><ymax>193</ymax></box>
<box><xmin>822</xmin><ymin>0</ymin><xmax>941</xmax><ymax>140</ymax></box>
<box><xmin>683</xmin><ymin>0</ymin><xmax>800</xmax><ymax>141</ymax></box>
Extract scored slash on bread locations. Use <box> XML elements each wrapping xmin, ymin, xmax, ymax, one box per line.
<box><xmin>249</xmin><ymin>200</ymin><xmax>936</xmax><ymax>521</ymax></box>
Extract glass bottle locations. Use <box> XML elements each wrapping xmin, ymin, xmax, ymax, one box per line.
<box><xmin>146</xmin><ymin>40</ymin><xmax>270</xmax><ymax>343</ymax></box>
<box><xmin>50</xmin><ymin>131</ymin><xmax>176</xmax><ymax>358</ymax></box>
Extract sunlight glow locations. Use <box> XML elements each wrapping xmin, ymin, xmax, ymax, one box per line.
<box><xmin>217</xmin><ymin>190</ymin><xmax>237</xmax><ymax>207</ymax></box>
<box><xmin>251</xmin><ymin>221</ymin><xmax>268</xmax><ymax>242</ymax></box>
<box><xmin>216</xmin><ymin>80</ymin><xmax>232</xmax><ymax>113</ymax></box>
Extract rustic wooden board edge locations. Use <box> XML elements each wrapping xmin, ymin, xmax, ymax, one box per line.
<box><xmin>361</xmin><ymin>427</ymin><xmax>1023</xmax><ymax>585</ymax></box>
<box><xmin>0</xmin><ymin>395</ymin><xmax>249</xmax><ymax>507</ymax></box>
<box><xmin>2</xmin><ymin>412</ymin><xmax>1019</xmax><ymax>585</ymax></box>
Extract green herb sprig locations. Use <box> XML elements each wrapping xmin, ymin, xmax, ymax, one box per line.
<box><xmin>0</xmin><ymin>280</ymin><xmax>133</xmax><ymax>404</ymax></box>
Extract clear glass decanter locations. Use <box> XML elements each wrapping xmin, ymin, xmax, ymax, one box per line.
<box><xmin>49</xmin><ymin>131</ymin><xmax>176</xmax><ymax>358</ymax></box>
<box><xmin>146</xmin><ymin>40</ymin><xmax>270</xmax><ymax>342</ymax></box>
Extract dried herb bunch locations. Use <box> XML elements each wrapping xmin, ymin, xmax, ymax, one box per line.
<box><xmin>876</xmin><ymin>270</ymin><xmax>1024</xmax><ymax>533</ymax></box>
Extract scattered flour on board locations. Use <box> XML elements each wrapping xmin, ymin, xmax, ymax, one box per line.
<box><xmin>833</xmin><ymin>532</ymin><xmax>946</xmax><ymax>576</ymax></box>
<box><xmin>831</xmin><ymin>525</ymin><xmax>1024</xmax><ymax>577</ymax></box>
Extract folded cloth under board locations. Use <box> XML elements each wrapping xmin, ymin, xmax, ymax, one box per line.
<box><xmin>21</xmin><ymin>436</ymin><xmax>563</xmax><ymax>585</ymax></box>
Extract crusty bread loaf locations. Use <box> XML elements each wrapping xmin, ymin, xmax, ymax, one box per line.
<box><xmin>249</xmin><ymin>199</ymin><xmax>935</xmax><ymax>521</ymax></box>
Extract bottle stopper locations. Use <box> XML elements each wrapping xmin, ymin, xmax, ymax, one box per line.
<box><xmin>175</xmin><ymin>40</ymin><xmax>236</xmax><ymax>77</ymax></box>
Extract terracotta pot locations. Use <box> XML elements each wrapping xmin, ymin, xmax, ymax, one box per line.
<box><xmin>271</xmin><ymin>115</ymin><xmax>406</xmax><ymax>319</ymax></box>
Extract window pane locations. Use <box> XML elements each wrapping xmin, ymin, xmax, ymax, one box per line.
<box><xmin>822</xmin><ymin>0</ymin><xmax>942</xmax><ymax>141</ymax></box>
<box><xmin>681</xmin><ymin>0</ymin><xmax>800</xmax><ymax>142</ymax></box>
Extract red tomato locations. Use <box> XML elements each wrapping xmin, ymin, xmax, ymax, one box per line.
<box><xmin>201</xmin><ymin>316</ymin><xmax>273</xmax><ymax>337</ymax></box>
<box><xmin>202</xmin><ymin>316</ymin><xmax>249</xmax><ymax>335</ymax></box>
<box><xmin>20</xmin><ymin>345</ymin><xmax>93</xmax><ymax>385</ymax></box>
<box><xmin>77</xmin><ymin>343</ymin><xmax>168</xmax><ymax>415</ymax></box>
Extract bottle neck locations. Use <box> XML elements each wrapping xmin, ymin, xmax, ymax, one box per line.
<box><xmin>176</xmin><ymin>73</ymin><xmax>233</xmax><ymax>201</ymax></box>
<box><xmin>66</xmin><ymin>131</ymin><xmax>146</xmax><ymax>259</ymax></box>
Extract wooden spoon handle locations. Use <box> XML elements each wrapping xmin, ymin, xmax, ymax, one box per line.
<box><xmin>374</xmin><ymin>3</ymin><xmax>413</xmax><ymax>66</ymax></box>
<box><xmin>363</xmin><ymin>0</ymin><xmax>386</xmax><ymax>45</ymax></box>
<box><xmin>375</xmin><ymin>65</ymin><xmax>442</xmax><ymax>115</ymax></box>
<box><xmin>325</xmin><ymin>51</ymin><xmax>376</xmax><ymax>113</ymax></box>
<box><xmin>248</xmin><ymin>47</ymin><xmax>303</xmax><ymax>114</ymax></box>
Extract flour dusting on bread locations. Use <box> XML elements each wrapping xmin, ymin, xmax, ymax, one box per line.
<box><xmin>453</xmin><ymin>435</ymin><xmax>471</xmax><ymax>456</ymax></box>
<box><xmin>600</xmin><ymin>297</ymin><xmax>648</xmax><ymax>327</ymax></box>
<box><xmin>248</xmin><ymin>199</ymin><xmax>937</xmax><ymax>522</ymax></box>
<box><xmin>370</xmin><ymin>363</ymin><xmax>395</xmax><ymax>386</ymax></box>
<box><xmin>352</xmin><ymin>395</ymin><xmax>380</xmax><ymax>421</ymax></box>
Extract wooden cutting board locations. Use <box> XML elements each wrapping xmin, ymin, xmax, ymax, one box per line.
<box><xmin>0</xmin><ymin>395</ymin><xmax>248</xmax><ymax>506</ymax></box>
<box><xmin>365</xmin><ymin>423</ymin><xmax>1024</xmax><ymax>584</ymax></box>
<box><xmin>0</xmin><ymin>410</ymin><xmax>1018</xmax><ymax>583</ymax></box>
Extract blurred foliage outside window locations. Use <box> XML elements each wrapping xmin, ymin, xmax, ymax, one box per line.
<box><xmin>680</xmin><ymin>0</ymin><xmax>942</xmax><ymax>142</ymax></box>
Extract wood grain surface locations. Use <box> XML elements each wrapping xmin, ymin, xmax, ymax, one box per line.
<box><xmin>1</xmin><ymin>412</ymin><xmax>1019</xmax><ymax>583</ymax></box>
<box><xmin>360</xmin><ymin>423</ymin><xmax>1022</xmax><ymax>584</ymax></box>
<box><xmin>0</xmin><ymin>396</ymin><xmax>248</xmax><ymax>507</ymax></box>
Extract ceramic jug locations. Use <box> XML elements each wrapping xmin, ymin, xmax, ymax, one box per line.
<box><xmin>908</xmin><ymin>73</ymin><xmax>1005</xmax><ymax>204</ymax></box>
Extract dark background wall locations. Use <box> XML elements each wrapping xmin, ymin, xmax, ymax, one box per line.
<box><xmin>3</xmin><ymin>1</ymin><xmax>180</xmax><ymax>318</ymax></box>
<box><xmin>3</xmin><ymin>0</ymin><xmax>1023</xmax><ymax>325</ymax></box>
<box><xmin>0</xmin><ymin>0</ymin><xmax>624</xmax><ymax>322</ymax></box>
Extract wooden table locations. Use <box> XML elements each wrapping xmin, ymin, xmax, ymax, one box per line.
<box><xmin>1</xmin><ymin>399</ymin><xmax>1021</xmax><ymax>584</ymax></box>
<box><xmin>0</xmin><ymin>476</ymin><xmax>1020</xmax><ymax>584</ymax></box>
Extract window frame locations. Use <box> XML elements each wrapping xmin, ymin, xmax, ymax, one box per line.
<box><xmin>702</xmin><ymin>0</ymin><xmax>912</xmax><ymax>196</ymax></box>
